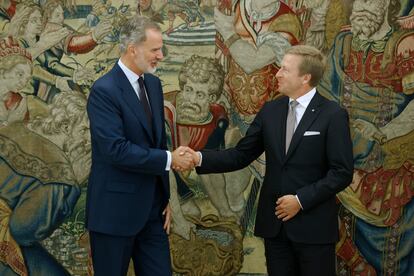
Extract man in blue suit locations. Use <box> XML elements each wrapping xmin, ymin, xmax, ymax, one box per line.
<box><xmin>86</xmin><ymin>15</ymin><xmax>194</xmax><ymax>276</ymax></box>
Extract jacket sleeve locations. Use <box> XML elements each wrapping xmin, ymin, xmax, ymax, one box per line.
<box><xmin>197</xmin><ymin>110</ymin><xmax>264</xmax><ymax>174</ymax></box>
<box><xmin>296</xmin><ymin>107</ymin><xmax>354</xmax><ymax>210</ymax></box>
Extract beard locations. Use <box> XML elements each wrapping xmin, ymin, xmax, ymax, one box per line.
<box><xmin>139</xmin><ymin>63</ymin><xmax>157</xmax><ymax>74</ymax></box>
<box><xmin>176</xmin><ymin>102</ymin><xmax>208</xmax><ymax>124</ymax></box>
<box><xmin>350</xmin><ymin>2</ymin><xmax>387</xmax><ymax>40</ymax></box>
<box><xmin>147</xmin><ymin>65</ymin><xmax>157</xmax><ymax>74</ymax></box>
<box><xmin>134</xmin><ymin>56</ymin><xmax>158</xmax><ymax>74</ymax></box>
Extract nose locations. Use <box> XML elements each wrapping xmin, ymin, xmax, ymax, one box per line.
<box><xmin>276</xmin><ymin>69</ymin><xmax>282</xmax><ymax>78</ymax></box>
<box><xmin>186</xmin><ymin>92</ymin><xmax>196</xmax><ymax>103</ymax></box>
<box><xmin>157</xmin><ymin>49</ymin><xmax>164</xmax><ymax>60</ymax></box>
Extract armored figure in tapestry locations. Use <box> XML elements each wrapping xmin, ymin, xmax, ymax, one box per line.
<box><xmin>164</xmin><ymin>55</ymin><xmax>244</xmax><ymax>275</ymax></box>
<box><xmin>164</xmin><ymin>55</ymin><xmax>231</xmax><ymax>234</ymax></box>
<box><xmin>216</xmin><ymin>0</ymin><xmax>302</xmax><ymax>117</ymax></box>
<box><xmin>319</xmin><ymin>0</ymin><xmax>414</xmax><ymax>274</ymax></box>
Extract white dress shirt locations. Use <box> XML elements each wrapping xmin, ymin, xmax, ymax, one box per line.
<box><xmin>289</xmin><ymin>87</ymin><xmax>317</xmax><ymax>130</ymax></box>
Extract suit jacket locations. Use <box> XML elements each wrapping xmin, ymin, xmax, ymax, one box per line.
<box><xmin>86</xmin><ymin>64</ymin><xmax>170</xmax><ymax>236</ymax></box>
<box><xmin>197</xmin><ymin>92</ymin><xmax>353</xmax><ymax>243</ymax></box>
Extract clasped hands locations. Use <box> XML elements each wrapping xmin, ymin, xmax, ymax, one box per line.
<box><xmin>171</xmin><ymin>146</ymin><xmax>200</xmax><ymax>172</ymax></box>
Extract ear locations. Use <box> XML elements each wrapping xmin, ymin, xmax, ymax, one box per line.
<box><xmin>127</xmin><ymin>43</ymin><xmax>140</xmax><ymax>56</ymax></box>
<box><xmin>303</xmin><ymin>73</ymin><xmax>311</xmax><ymax>85</ymax></box>
<box><xmin>126</xmin><ymin>44</ymin><xmax>134</xmax><ymax>55</ymax></box>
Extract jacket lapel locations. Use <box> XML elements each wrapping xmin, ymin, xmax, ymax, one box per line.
<box><xmin>114</xmin><ymin>65</ymin><xmax>154</xmax><ymax>142</ymax></box>
<box><xmin>284</xmin><ymin>92</ymin><xmax>324</xmax><ymax>161</ymax></box>
<box><xmin>278</xmin><ymin>97</ymin><xmax>289</xmax><ymax>158</ymax></box>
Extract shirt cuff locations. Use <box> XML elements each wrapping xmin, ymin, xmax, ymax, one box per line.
<box><xmin>295</xmin><ymin>195</ymin><xmax>303</xmax><ymax>210</ymax></box>
<box><xmin>197</xmin><ymin>152</ymin><xmax>202</xmax><ymax>166</ymax></box>
<box><xmin>165</xmin><ymin>151</ymin><xmax>171</xmax><ymax>171</ymax></box>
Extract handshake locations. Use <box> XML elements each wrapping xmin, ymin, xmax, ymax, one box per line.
<box><xmin>171</xmin><ymin>146</ymin><xmax>200</xmax><ymax>172</ymax></box>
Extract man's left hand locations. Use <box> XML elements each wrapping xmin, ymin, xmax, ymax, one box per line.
<box><xmin>275</xmin><ymin>195</ymin><xmax>301</xmax><ymax>221</ymax></box>
<box><xmin>162</xmin><ymin>203</ymin><xmax>172</xmax><ymax>234</ymax></box>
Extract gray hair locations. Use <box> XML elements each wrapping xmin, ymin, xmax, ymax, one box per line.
<box><xmin>118</xmin><ymin>15</ymin><xmax>161</xmax><ymax>54</ymax></box>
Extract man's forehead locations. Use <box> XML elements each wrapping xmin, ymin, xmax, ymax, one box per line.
<box><xmin>144</xmin><ymin>28</ymin><xmax>162</xmax><ymax>38</ymax></box>
<box><xmin>282</xmin><ymin>54</ymin><xmax>301</xmax><ymax>64</ymax></box>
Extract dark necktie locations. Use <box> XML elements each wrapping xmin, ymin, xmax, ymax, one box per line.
<box><xmin>285</xmin><ymin>100</ymin><xmax>299</xmax><ymax>153</ymax></box>
<box><xmin>137</xmin><ymin>77</ymin><xmax>152</xmax><ymax>125</ymax></box>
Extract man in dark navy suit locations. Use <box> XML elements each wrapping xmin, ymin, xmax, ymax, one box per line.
<box><xmin>188</xmin><ymin>45</ymin><xmax>354</xmax><ymax>276</ymax></box>
<box><xmin>86</xmin><ymin>15</ymin><xmax>194</xmax><ymax>276</ymax></box>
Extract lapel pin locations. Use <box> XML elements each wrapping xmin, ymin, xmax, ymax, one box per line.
<box><xmin>312</xmin><ymin>109</ymin><xmax>315</xmax><ymax>112</ymax></box>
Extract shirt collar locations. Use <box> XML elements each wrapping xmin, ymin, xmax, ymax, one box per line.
<box><xmin>117</xmin><ymin>59</ymin><xmax>144</xmax><ymax>85</ymax></box>
<box><xmin>290</xmin><ymin>87</ymin><xmax>316</xmax><ymax>108</ymax></box>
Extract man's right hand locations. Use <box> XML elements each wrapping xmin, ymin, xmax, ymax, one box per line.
<box><xmin>171</xmin><ymin>146</ymin><xmax>198</xmax><ymax>171</ymax></box>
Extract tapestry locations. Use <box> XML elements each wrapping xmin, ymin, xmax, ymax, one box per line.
<box><xmin>0</xmin><ymin>0</ymin><xmax>413</xmax><ymax>275</ymax></box>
